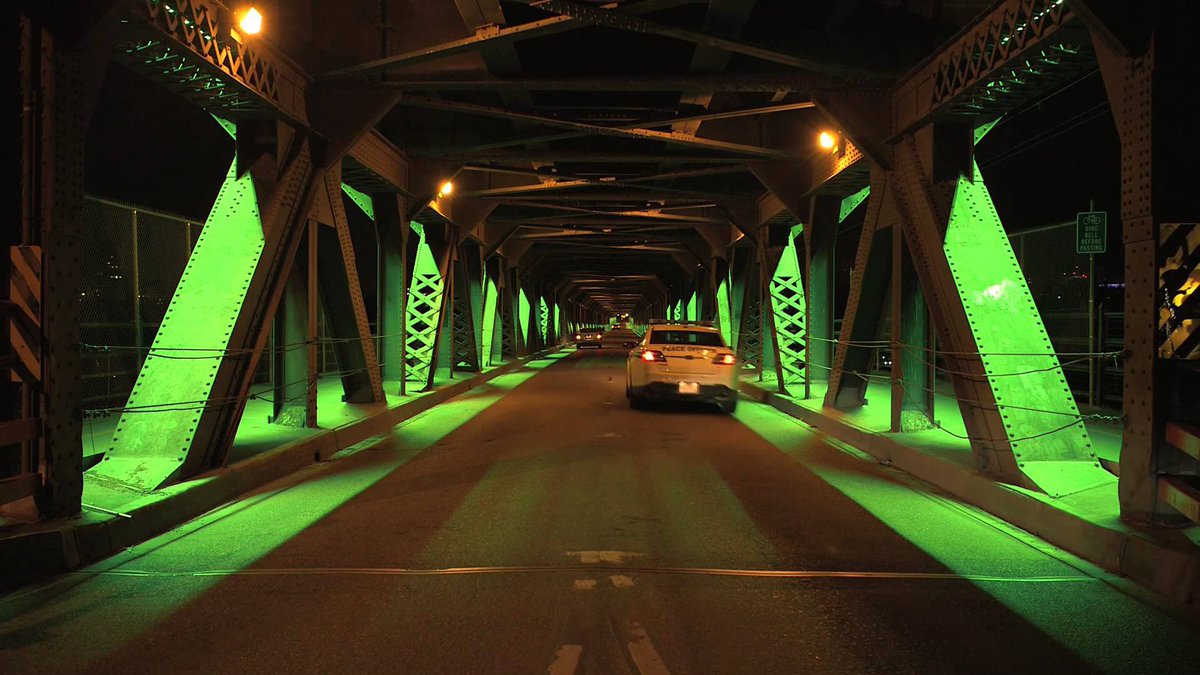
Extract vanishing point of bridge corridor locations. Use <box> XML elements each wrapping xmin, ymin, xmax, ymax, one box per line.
<box><xmin>4</xmin><ymin>347</ymin><xmax>1198</xmax><ymax>674</ymax></box>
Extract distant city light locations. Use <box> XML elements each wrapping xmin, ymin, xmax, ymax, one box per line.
<box><xmin>239</xmin><ymin>7</ymin><xmax>263</xmax><ymax>35</ymax></box>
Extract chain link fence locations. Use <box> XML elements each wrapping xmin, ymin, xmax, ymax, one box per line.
<box><xmin>79</xmin><ymin>197</ymin><xmax>199</xmax><ymax>408</ymax></box>
<box><xmin>834</xmin><ymin>218</ymin><xmax>1122</xmax><ymax>413</ymax></box>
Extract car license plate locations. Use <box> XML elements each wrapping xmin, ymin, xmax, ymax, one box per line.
<box><xmin>678</xmin><ymin>382</ymin><xmax>699</xmax><ymax>395</ymax></box>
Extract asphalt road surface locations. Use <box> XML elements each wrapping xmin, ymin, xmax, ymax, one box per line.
<box><xmin>2</xmin><ymin>350</ymin><xmax>1198</xmax><ymax>674</ymax></box>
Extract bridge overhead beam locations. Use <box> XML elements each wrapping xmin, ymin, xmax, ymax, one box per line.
<box><xmin>322</xmin><ymin>0</ymin><xmax>701</xmax><ymax>79</ymax></box>
<box><xmin>890</xmin><ymin>0</ymin><xmax>1093</xmax><ymax>137</ymax></box>
<box><xmin>517</xmin><ymin>0</ymin><xmax>885</xmax><ymax>80</ymax></box>
<box><xmin>367</xmin><ymin>74</ymin><xmax>840</xmax><ymax>93</ymax></box>
<box><xmin>396</xmin><ymin>96</ymin><xmax>788</xmax><ymax>159</ymax></box>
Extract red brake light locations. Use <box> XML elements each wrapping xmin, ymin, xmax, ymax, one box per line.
<box><xmin>641</xmin><ymin>349</ymin><xmax>666</xmax><ymax>362</ymax></box>
<box><xmin>714</xmin><ymin>353</ymin><xmax>735</xmax><ymax>365</ymax></box>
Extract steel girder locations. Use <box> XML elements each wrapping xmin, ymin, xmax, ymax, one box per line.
<box><xmin>732</xmin><ymin>247</ymin><xmax>764</xmax><ymax>374</ymax></box>
<box><xmin>91</xmin><ymin>125</ymin><xmax>318</xmax><ymax>492</ymax></box>
<box><xmin>323</xmin><ymin>0</ymin><xmax>701</xmax><ymax>79</ymax></box>
<box><xmin>16</xmin><ymin>16</ymin><xmax>90</xmax><ymax>515</ymax></box>
<box><xmin>1090</xmin><ymin>1</ymin><xmax>1200</xmax><ymax>523</ymax></box>
<box><xmin>270</xmin><ymin>262</ymin><xmax>314</xmax><ymax>428</ymax></box>
<box><xmin>769</xmin><ymin>225</ymin><xmax>808</xmax><ymax>393</ymax></box>
<box><xmin>883</xmin><ymin>135</ymin><xmax>1108</xmax><ymax>498</ymax></box>
<box><xmin>375</xmin><ymin>194</ymin><xmax>410</xmax><ymax>390</ymax></box>
<box><xmin>317</xmin><ymin>170</ymin><xmax>384</xmax><ymax>404</ymax></box>
<box><xmin>519</xmin><ymin>0</ymin><xmax>883</xmax><ymax>79</ymax></box>
<box><xmin>116</xmin><ymin>0</ymin><xmax>308</xmax><ymax>125</ymax></box>
<box><xmin>804</xmin><ymin>196</ymin><xmax>839</xmax><ymax>390</ymax></box>
<box><xmin>892</xmin><ymin>0</ymin><xmax>1094</xmax><ymax>135</ymax></box>
<box><xmin>450</xmin><ymin>250</ymin><xmax>482</xmax><ymax>374</ymax></box>
<box><xmin>891</xmin><ymin>226</ymin><xmax>936</xmax><ymax>433</ymax></box>
<box><xmin>397</xmin><ymin>96</ymin><xmax>786</xmax><ymax>159</ymax></box>
<box><xmin>367</xmin><ymin>74</ymin><xmax>833</xmax><ymax>93</ymax></box>
<box><xmin>404</xmin><ymin>222</ymin><xmax>449</xmax><ymax>390</ymax></box>
<box><xmin>823</xmin><ymin>171</ymin><xmax>891</xmax><ymax>412</ymax></box>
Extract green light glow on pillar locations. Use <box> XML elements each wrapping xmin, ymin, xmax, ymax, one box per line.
<box><xmin>717</xmin><ymin>278</ymin><xmax>732</xmax><ymax>346</ymax></box>
<box><xmin>340</xmin><ymin>183</ymin><xmax>374</xmax><ymax>221</ymax></box>
<box><xmin>770</xmin><ymin>224</ymin><xmax>807</xmax><ymax>387</ymax></box>
<box><xmin>481</xmin><ymin>277</ymin><xmax>499</xmax><ymax>367</ymax></box>
<box><xmin>518</xmin><ymin>289</ymin><xmax>531</xmax><ymax>348</ymax></box>
<box><xmin>686</xmin><ymin>292</ymin><xmax>698</xmax><ymax>322</ymax></box>
<box><xmin>943</xmin><ymin>161</ymin><xmax>1110</xmax><ymax>496</ymax></box>
<box><xmin>91</xmin><ymin>141</ymin><xmax>266</xmax><ymax>491</ymax></box>
<box><xmin>539</xmin><ymin>297</ymin><xmax>550</xmax><ymax>344</ymax></box>
<box><xmin>405</xmin><ymin>221</ymin><xmax>445</xmax><ymax>386</ymax></box>
<box><xmin>839</xmin><ymin>186</ymin><xmax>870</xmax><ymax>223</ymax></box>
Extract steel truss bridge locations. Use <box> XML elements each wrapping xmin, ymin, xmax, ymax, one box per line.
<box><xmin>6</xmin><ymin>0</ymin><xmax>1198</xmax><ymax>534</ymax></box>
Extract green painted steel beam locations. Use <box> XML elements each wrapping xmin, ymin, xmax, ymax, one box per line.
<box><xmin>770</xmin><ymin>224</ymin><xmax>807</xmax><ymax>388</ymax></box>
<box><xmin>405</xmin><ymin>222</ymin><xmax>445</xmax><ymax>387</ymax></box>
<box><xmin>943</xmin><ymin>161</ymin><xmax>1111</xmax><ymax>496</ymax></box>
<box><xmin>341</xmin><ymin>182</ymin><xmax>374</xmax><ymax>221</ymax></box>
<box><xmin>92</xmin><ymin>152</ymin><xmax>267</xmax><ymax>490</ymax></box>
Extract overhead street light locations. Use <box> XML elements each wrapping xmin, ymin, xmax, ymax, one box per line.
<box><xmin>438</xmin><ymin>180</ymin><xmax>454</xmax><ymax>197</ymax></box>
<box><xmin>238</xmin><ymin>7</ymin><xmax>263</xmax><ymax>35</ymax></box>
<box><xmin>818</xmin><ymin>131</ymin><xmax>838</xmax><ymax>151</ymax></box>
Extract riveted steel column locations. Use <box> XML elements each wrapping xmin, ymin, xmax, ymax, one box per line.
<box><xmin>315</xmin><ymin>167</ymin><xmax>383</xmax><ymax>404</ymax></box>
<box><xmin>92</xmin><ymin>121</ymin><xmax>319</xmax><ymax>491</ymax></box>
<box><xmin>825</xmin><ymin>168</ymin><xmax>893</xmax><ymax>410</ymax></box>
<box><xmin>1092</xmin><ymin>1</ymin><xmax>1200</xmax><ymax>523</ymax></box>
<box><xmin>376</xmin><ymin>194</ymin><xmax>409</xmax><ymax>392</ymax></box>
<box><xmin>805</xmin><ymin>195</ymin><xmax>839</xmax><ymax>388</ymax></box>
<box><xmin>18</xmin><ymin>16</ymin><xmax>86</xmax><ymax>515</ymax></box>
<box><xmin>271</xmin><ymin>262</ymin><xmax>311</xmax><ymax>427</ymax></box>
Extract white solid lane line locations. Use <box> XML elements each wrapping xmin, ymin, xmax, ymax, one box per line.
<box><xmin>546</xmin><ymin>645</ymin><xmax>583</xmax><ymax>675</ymax></box>
<box><xmin>627</xmin><ymin>621</ymin><xmax>671</xmax><ymax>675</ymax></box>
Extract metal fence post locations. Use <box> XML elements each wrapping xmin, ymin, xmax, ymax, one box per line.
<box><xmin>130</xmin><ymin>209</ymin><xmax>143</xmax><ymax>368</ymax></box>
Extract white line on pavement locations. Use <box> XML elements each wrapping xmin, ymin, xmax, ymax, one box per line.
<box><xmin>626</xmin><ymin>621</ymin><xmax>671</xmax><ymax>675</ymax></box>
<box><xmin>546</xmin><ymin>645</ymin><xmax>583</xmax><ymax>675</ymax></box>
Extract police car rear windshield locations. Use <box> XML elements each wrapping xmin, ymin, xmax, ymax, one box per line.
<box><xmin>649</xmin><ymin>330</ymin><xmax>723</xmax><ymax>346</ymax></box>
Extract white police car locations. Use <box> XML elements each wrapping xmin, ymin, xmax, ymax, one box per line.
<box><xmin>625</xmin><ymin>321</ymin><xmax>739</xmax><ymax>413</ymax></box>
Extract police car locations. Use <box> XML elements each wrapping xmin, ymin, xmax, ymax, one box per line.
<box><xmin>625</xmin><ymin>321</ymin><xmax>739</xmax><ymax>413</ymax></box>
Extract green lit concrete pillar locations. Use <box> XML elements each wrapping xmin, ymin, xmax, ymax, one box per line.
<box><xmin>92</xmin><ymin>122</ymin><xmax>317</xmax><ymax>490</ymax></box>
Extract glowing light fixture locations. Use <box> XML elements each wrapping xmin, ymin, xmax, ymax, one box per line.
<box><xmin>818</xmin><ymin>131</ymin><xmax>837</xmax><ymax>151</ymax></box>
<box><xmin>239</xmin><ymin>7</ymin><xmax>263</xmax><ymax>35</ymax></box>
<box><xmin>438</xmin><ymin>180</ymin><xmax>454</xmax><ymax>197</ymax></box>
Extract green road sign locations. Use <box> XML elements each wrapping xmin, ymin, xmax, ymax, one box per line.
<box><xmin>1076</xmin><ymin>211</ymin><xmax>1107</xmax><ymax>254</ymax></box>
